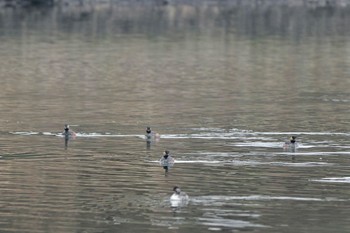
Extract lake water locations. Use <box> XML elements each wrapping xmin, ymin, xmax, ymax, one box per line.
<box><xmin>0</xmin><ymin>1</ymin><xmax>350</xmax><ymax>232</ymax></box>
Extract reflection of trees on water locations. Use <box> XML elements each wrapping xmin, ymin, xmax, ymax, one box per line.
<box><xmin>1</xmin><ymin>0</ymin><xmax>350</xmax><ymax>40</ymax></box>
<box><xmin>1</xmin><ymin>0</ymin><xmax>53</xmax><ymax>7</ymax></box>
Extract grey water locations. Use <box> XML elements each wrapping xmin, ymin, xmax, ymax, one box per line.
<box><xmin>0</xmin><ymin>1</ymin><xmax>350</xmax><ymax>232</ymax></box>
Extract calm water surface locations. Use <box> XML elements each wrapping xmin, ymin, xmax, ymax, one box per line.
<box><xmin>0</xmin><ymin>1</ymin><xmax>350</xmax><ymax>232</ymax></box>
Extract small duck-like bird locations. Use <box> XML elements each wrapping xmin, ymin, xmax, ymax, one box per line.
<box><xmin>145</xmin><ymin>127</ymin><xmax>160</xmax><ymax>140</ymax></box>
<box><xmin>283</xmin><ymin>136</ymin><xmax>297</xmax><ymax>151</ymax></box>
<box><xmin>146</xmin><ymin>127</ymin><xmax>152</xmax><ymax>138</ymax></box>
<box><xmin>159</xmin><ymin>150</ymin><xmax>175</xmax><ymax>173</ymax></box>
<box><xmin>63</xmin><ymin>124</ymin><xmax>76</xmax><ymax>138</ymax></box>
<box><xmin>170</xmin><ymin>186</ymin><xmax>189</xmax><ymax>208</ymax></box>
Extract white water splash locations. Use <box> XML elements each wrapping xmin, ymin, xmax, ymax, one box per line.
<box><xmin>311</xmin><ymin>177</ymin><xmax>350</xmax><ymax>183</ymax></box>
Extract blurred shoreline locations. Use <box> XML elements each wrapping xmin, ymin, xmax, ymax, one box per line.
<box><xmin>1</xmin><ymin>0</ymin><xmax>350</xmax><ymax>41</ymax></box>
<box><xmin>0</xmin><ymin>0</ymin><xmax>350</xmax><ymax>8</ymax></box>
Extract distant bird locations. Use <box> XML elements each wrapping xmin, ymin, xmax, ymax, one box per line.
<box><xmin>63</xmin><ymin>124</ymin><xmax>76</xmax><ymax>138</ymax></box>
<box><xmin>145</xmin><ymin>127</ymin><xmax>160</xmax><ymax>141</ymax></box>
<box><xmin>146</xmin><ymin>127</ymin><xmax>152</xmax><ymax>139</ymax></box>
<box><xmin>63</xmin><ymin>124</ymin><xmax>76</xmax><ymax>150</ymax></box>
<box><xmin>283</xmin><ymin>136</ymin><xmax>297</xmax><ymax>151</ymax></box>
<box><xmin>170</xmin><ymin>186</ymin><xmax>189</xmax><ymax>208</ymax></box>
<box><xmin>159</xmin><ymin>150</ymin><xmax>174</xmax><ymax>173</ymax></box>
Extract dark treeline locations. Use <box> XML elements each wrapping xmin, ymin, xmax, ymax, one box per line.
<box><xmin>1</xmin><ymin>0</ymin><xmax>54</xmax><ymax>7</ymax></box>
<box><xmin>1</xmin><ymin>0</ymin><xmax>350</xmax><ymax>8</ymax></box>
<box><xmin>1</xmin><ymin>0</ymin><xmax>350</xmax><ymax>41</ymax></box>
